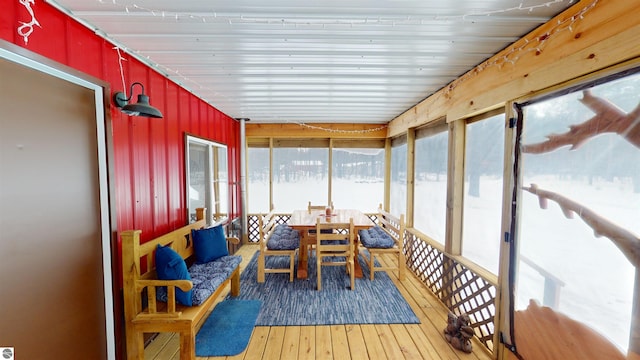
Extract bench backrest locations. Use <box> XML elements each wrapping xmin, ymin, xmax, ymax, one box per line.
<box><xmin>377</xmin><ymin>204</ymin><xmax>405</xmax><ymax>248</ymax></box>
<box><xmin>122</xmin><ymin>208</ymin><xmax>207</xmax><ymax>282</ymax></box>
<box><xmin>258</xmin><ymin>210</ymin><xmax>277</xmax><ymax>251</ymax></box>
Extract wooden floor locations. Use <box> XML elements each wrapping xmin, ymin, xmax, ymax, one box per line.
<box><xmin>144</xmin><ymin>245</ymin><xmax>495</xmax><ymax>360</ymax></box>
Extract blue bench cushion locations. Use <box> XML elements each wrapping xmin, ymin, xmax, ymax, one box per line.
<box><xmin>359</xmin><ymin>226</ymin><xmax>395</xmax><ymax>249</ymax></box>
<box><xmin>267</xmin><ymin>224</ymin><xmax>300</xmax><ymax>250</ymax></box>
<box><xmin>157</xmin><ymin>255</ymin><xmax>242</xmax><ymax>306</ymax></box>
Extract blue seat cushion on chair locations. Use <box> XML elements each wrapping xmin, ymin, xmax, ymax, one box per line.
<box><xmin>267</xmin><ymin>224</ymin><xmax>300</xmax><ymax>250</ymax></box>
<box><xmin>359</xmin><ymin>226</ymin><xmax>394</xmax><ymax>248</ymax></box>
<box><xmin>156</xmin><ymin>255</ymin><xmax>242</xmax><ymax>306</ymax></box>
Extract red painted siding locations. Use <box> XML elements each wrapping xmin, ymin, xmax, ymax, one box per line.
<box><xmin>1</xmin><ymin>2</ymin><xmax>241</xmax><ymax>354</ymax></box>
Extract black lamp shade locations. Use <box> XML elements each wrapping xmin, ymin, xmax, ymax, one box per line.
<box><xmin>121</xmin><ymin>94</ymin><xmax>163</xmax><ymax>118</ymax></box>
<box><xmin>113</xmin><ymin>82</ymin><xmax>163</xmax><ymax>118</ymax></box>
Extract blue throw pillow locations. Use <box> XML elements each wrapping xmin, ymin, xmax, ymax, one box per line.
<box><xmin>192</xmin><ymin>225</ymin><xmax>229</xmax><ymax>263</ymax></box>
<box><xmin>155</xmin><ymin>244</ymin><xmax>192</xmax><ymax>306</ymax></box>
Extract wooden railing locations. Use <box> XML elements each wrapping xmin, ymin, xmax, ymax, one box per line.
<box><xmin>404</xmin><ymin>229</ymin><xmax>497</xmax><ymax>352</ymax></box>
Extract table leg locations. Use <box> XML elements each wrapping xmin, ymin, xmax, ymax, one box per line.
<box><xmin>297</xmin><ymin>232</ymin><xmax>309</xmax><ymax>279</ymax></box>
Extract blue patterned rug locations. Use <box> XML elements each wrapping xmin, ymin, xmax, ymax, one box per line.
<box><xmin>227</xmin><ymin>252</ymin><xmax>419</xmax><ymax>325</ymax></box>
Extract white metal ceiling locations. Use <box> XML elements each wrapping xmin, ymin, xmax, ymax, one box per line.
<box><xmin>47</xmin><ymin>0</ymin><xmax>575</xmax><ymax>124</ymax></box>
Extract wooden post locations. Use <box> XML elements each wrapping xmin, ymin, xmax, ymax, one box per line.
<box><xmin>195</xmin><ymin>207</ymin><xmax>206</xmax><ymax>222</ymax></box>
<box><xmin>405</xmin><ymin>128</ymin><xmax>415</xmax><ymax>228</ymax></box>
<box><xmin>121</xmin><ymin>229</ymin><xmax>143</xmax><ymax>360</ymax></box>
<box><xmin>384</xmin><ymin>138</ymin><xmax>391</xmax><ymax>212</ymax></box>
<box><xmin>446</xmin><ymin>120</ymin><xmax>465</xmax><ymax>256</ymax></box>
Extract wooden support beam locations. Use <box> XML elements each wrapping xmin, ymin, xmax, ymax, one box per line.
<box><xmin>405</xmin><ymin>129</ymin><xmax>415</xmax><ymax>228</ymax></box>
<box><xmin>445</xmin><ymin>120</ymin><xmax>465</xmax><ymax>256</ymax></box>
<box><xmin>246</xmin><ymin>123</ymin><xmax>386</xmax><ymax>139</ymax></box>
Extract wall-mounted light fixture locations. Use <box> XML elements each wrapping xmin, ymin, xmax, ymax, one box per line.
<box><xmin>112</xmin><ymin>82</ymin><xmax>163</xmax><ymax>118</ymax></box>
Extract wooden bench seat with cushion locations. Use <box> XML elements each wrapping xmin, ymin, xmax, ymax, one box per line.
<box><xmin>257</xmin><ymin>209</ymin><xmax>300</xmax><ymax>283</ymax></box>
<box><xmin>121</xmin><ymin>208</ymin><xmax>241</xmax><ymax>360</ymax></box>
<box><xmin>358</xmin><ymin>204</ymin><xmax>405</xmax><ymax>281</ymax></box>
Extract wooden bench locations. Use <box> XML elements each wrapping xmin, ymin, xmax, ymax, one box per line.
<box><xmin>257</xmin><ymin>210</ymin><xmax>299</xmax><ymax>283</ymax></box>
<box><xmin>121</xmin><ymin>208</ymin><xmax>241</xmax><ymax>360</ymax></box>
<box><xmin>358</xmin><ymin>205</ymin><xmax>405</xmax><ymax>281</ymax></box>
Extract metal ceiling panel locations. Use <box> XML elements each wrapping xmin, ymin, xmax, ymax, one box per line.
<box><xmin>47</xmin><ymin>0</ymin><xmax>575</xmax><ymax>123</ymax></box>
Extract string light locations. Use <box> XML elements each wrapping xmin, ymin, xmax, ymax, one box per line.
<box><xmin>90</xmin><ymin>0</ymin><xmax>577</xmax><ymax>27</ymax></box>
<box><xmin>114</xmin><ymin>47</ymin><xmax>128</xmax><ymax>97</ymax></box>
<box><xmin>443</xmin><ymin>0</ymin><xmax>598</xmax><ymax>96</ymax></box>
<box><xmin>435</xmin><ymin>0</ymin><xmax>572</xmax><ymax>20</ymax></box>
<box><xmin>93</xmin><ymin>0</ymin><xmax>597</xmax><ymax>127</ymax></box>
<box><xmin>295</xmin><ymin>122</ymin><xmax>387</xmax><ymax>134</ymax></box>
<box><xmin>17</xmin><ymin>0</ymin><xmax>41</xmax><ymax>44</ymax></box>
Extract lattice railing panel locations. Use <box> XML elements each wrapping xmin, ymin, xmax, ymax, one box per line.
<box><xmin>247</xmin><ymin>213</ymin><xmax>291</xmax><ymax>243</ymax></box>
<box><xmin>247</xmin><ymin>213</ymin><xmax>376</xmax><ymax>242</ymax></box>
<box><xmin>404</xmin><ymin>230</ymin><xmax>496</xmax><ymax>352</ymax></box>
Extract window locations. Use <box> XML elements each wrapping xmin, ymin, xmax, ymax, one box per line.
<box><xmin>332</xmin><ymin>144</ymin><xmax>384</xmax><ymax>211</ymax></box>
<box><xmin>272</xmin><ymin>146</ymin><xmax>328</xmax><ymax>212</ymax></box>
<box><xmin>514</xmin><ymin>70</ymin><xmax>639</xmax><ymax>353</ymax></box>
<box><xmin>462</xmin><ymin>113</ymin><xmax>505</xmax><ymax>274</ymax></box>
<box><xmin>247</xmin><ymin>147</ymin><xmax>270</xmax><ymax>213</ymax></box>
<box><xmin>185</xmin><ymin>135</ymin><xmax>228</xmax><ymax>224</ymax></box>
<box><xmin>413</xmin><ymin>125</ymin><xmax>448</xmax><ymax>244</ymax></box>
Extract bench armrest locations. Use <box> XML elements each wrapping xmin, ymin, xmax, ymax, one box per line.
<box><xmin>135</xmin><ymin>279</ymin><xmax>193</xmax><ymax>318</ymax></box>
<box><xmin>227</xmin><ymin>236</ymin><xmax>240</xmax><ymax>245</ymax></box>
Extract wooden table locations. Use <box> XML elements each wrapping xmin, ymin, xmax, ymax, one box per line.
<box><xmin>288</xmin><ymin>208</ymin><xmax>375</xmax><ymax>279</ymax></box>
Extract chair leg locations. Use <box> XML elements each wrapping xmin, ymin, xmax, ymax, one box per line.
<box><xmin>398</xmin><ymin>250</ymin><xmax>405</xmax><ymax>281</ymax></box>
<box><xmin>349</xmin><ymin>255</ymin><xmax>355</xmax><ymax>290</ymax></box>
<box><xmin>316</xmin><ymin>254</ymin><xmax>322</xmax><ymax>290</ymax></box>
<box><xmin>370</xmin><ymin>252</ymin><xmax>375</xmax><ymax>281</ymax></box>
<box><xmin>289</xmin><ymin>251</ymin><xmax>295</xmax><ymax>282</ymax></box>
<box><xmin>257</xmin><ymin>252</ymin><xmax>266</xmax><ymax>283</ymax></box>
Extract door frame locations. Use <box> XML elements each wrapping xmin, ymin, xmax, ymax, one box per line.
<box><xmin>0</xmin><ymin>40</ymin><xmax>116</xmax><ymax>359</ymax></box>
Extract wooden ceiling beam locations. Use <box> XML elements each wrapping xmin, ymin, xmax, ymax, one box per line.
<box><xmin>245</xmin><ymin>122</ymin><xmax>386</xmax><ymax>139</ymax></box>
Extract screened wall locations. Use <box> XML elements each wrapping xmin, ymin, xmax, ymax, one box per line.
<box><xmin>246</xmin><ymin>138</ymin><xmax>385</xmax><ymax>214</ymax></box>
<box><xmin>243</xmin><ymin>65</ymin><xmax>640</xmax><ymax>358</ymax></box>
<box><xmin>513</xmin><ymin>69</ymin><xmax>640</xmax><ymax>355</ymax></box>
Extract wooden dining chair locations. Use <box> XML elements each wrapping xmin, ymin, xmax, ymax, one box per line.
<box><xmin>307</xmin><ymin>201</ymin><xmax>332</xmax><ymax>213</ymax></box>
<box><xmin>315</xmin><ymin>218</ymin><xmax>355</xmax><ymax>290</ymax></box>
<box><xmin>306</xmin><ymin>201</ymin><xmax>333</xmax><ymax>257</ymax></box>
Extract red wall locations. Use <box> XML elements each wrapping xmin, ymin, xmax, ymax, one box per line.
<box><xmin>2</xmin><ymin>1</ymin><xmax>241</xmax><ymax>233</ymax></box>
<box><xmin>2</xmin><ymin>2</ymin><xmax>241</xmax><ymax>356</ymax></box>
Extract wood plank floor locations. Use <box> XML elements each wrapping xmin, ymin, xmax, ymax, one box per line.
<box><xmin>144</xmin><ymin>245</ymin><xmax>495</xmax><ymax>360</ymax></box>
